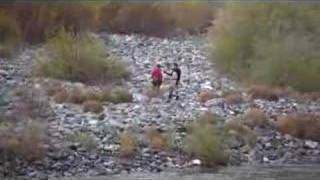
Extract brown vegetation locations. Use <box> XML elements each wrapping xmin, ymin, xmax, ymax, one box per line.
<box><xmin>0</xmin><ymin>120</ymin><xmax>47</xmax><ymax>161</ymax></box>
<box><xmin>0</xmin><ymin>2</ymin><xmax>215</xmax><ymax>48</ymax></box>
<box><xmin>67</xmin><ymin>88</ymin><xmax>87</xmax><ymax>104</ymax></box>
<box><xmin>11</xmin><ymin>84</ymin><xmax>51</xmax><ymax>120</ymax></box>
<box><xmin>101</xmin><ymin>87</ymin><xmax>133</xmax><ymax>104</ymax></box>
<box><xmin>83</xmin><ymin>100</ymin><xmax>104</xmax><ymax>113</ymax></box>
<box><xmin>276</xmin><ymin>113</ymin><xmax>320</xmax><ymax>141</ymax></box>
<box><xmin>53</xmin><ymin>89</ymin><xmax>69</xmax><ymax>104</ymax></box>
<box><xmin>0</xmin><ymin>86</ymin><xmax>49</xmax><ymax>165</ymax></box>
<box><xmin>243</xmin><ymin>108</ymin><xmax>268</xmax><ymax>128</ymax></box>
<box><xmin>145</xmin><ymin>127</ymin><xmax>169</xmax><ymax>151</ymax></box>
<box><xmin>198</xmin><ymin>90</ymin><xmax>217</xmax><ymax>103</ymax></box>
<box><xmin>101</xmin><ymin>2</ymin><xmax>214</xmax><ymax>37</ymax></box>
<box><xmin>248</xmin><ymin>85</ymin><xmax>282</xmax><ymax>101</ymax></box>
<box><xmin>118</xmin><ymin>131</ymin><xmax>138</xmax><ymax>158</ymax></box>
<box><xmin>225</xmin><ymin>119</ymin><xmax>257</xmax><ymax>147</ymax></box>
<box><xmin>0</xmin><ymin>12</ymin><xmax>20</xmax><ymax>57</ymax></box>
<box><xmin>224</xmin><ymin>92</ymin><xmax>244</xmax><ymax>105</ymax></box>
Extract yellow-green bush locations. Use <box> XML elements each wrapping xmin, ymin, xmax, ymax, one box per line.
<box><xmin>210</xmin><ymin>3</ymin><xmax>320</xmax><ymax>92</ymax></box>
<box><xmin>67</xmin><ymin>132</ymin><xmax>97</xmax><ymax>152</ymax></box>
<box><xmin>183</xmin><ymin>113</ymin><xmax>229</xmax><ymax>167</ymax></box>
<box><xmin>33</xmin><ymin>29</ymin><xmax>129</xmax><ymax>83</ymax></box>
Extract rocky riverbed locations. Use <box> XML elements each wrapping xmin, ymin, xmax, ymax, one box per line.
<box><xmin>0</xmin><ymin>33</ymin><xmax>319</xmax><ymax>179</ymax></box>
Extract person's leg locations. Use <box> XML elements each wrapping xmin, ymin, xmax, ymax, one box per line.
<box><xmin>167</xmin><ymin>85</ymin><xmax>174</xmax><ymax>102</ymax></box>
<box><xmin>156</xmin><ymin>80</ymin><xmax>161</xmax><ymax>94</ymax></box>
<box><xmin>175</xmin><ymin>85</ymin><xmax>179</xmax><ymax>100</ymax></box>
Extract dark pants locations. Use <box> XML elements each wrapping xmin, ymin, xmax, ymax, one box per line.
<box><xmin>152</xmin><ymin>79</ymin><xmax>162</xmax><ymax>89</ymax></box>
<box><xmin>168</xmin><ymin>83</ymin><xmax>179</xmax><ymax>100</ymax></box>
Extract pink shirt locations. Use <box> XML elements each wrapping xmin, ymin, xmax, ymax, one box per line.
<box><xmin>151</xmin><ymin>67</ymin><xmax>163</xmax><ymax>80</ymax></box>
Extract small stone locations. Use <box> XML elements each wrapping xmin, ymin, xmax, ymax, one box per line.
<box><xmin>305</xmin><ymin>140</ymin><xmax>318</xmax><ymax>149</ymax></box>
<box><xmin>263</xmin><ymin>157</ymin><xmax>269</xmax><ymax>162</ymax></box>
<box><xmin>191</xmin><ymin>159</ymin><xmax>201</xmax><ymax>166</ymax></box>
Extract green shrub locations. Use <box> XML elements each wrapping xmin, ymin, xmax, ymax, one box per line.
<box><xmin>183</xmin><ymin>113</ymin><xmax>229</xmax><ymax>167</ymax></box>
<box><xmin>209</xmin><ymin>3</ymin><xmax>320</xmax><ymax>92</ymax></box>
<box><xmin>67</xmin><ymin>132</ymin><xmax>97</xmax><ymax>152</ymax></box>
<box><xmin>33</xmin><ymin>29</ymin><xmax>129</xmax><ymax>83</ymax></box>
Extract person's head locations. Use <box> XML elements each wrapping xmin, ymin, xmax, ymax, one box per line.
<box><xmin>157</xmin><ymin>64</ymin><xmax>161</xmax><ymax>68</ymax></box>
<box><xmin>173</xmin><ymin>63</ymin><xmax>178</xmax><ymax>68</ymax></box>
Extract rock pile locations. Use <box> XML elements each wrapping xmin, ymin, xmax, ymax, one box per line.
<box><xmin>0</xmin><ymin>33</ymin><xmax>319</xmax><ymax>178</ymax></box>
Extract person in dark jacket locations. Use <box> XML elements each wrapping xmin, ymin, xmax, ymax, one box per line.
<box><xmin>164</xmin><ymin>63</ymin><xmax>181</xmax><ymax>102</ymax></box>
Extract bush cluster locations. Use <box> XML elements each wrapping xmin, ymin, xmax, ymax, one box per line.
<box><xmin>276</xmin><ymin>113</ymin><xmax>320</xmax><ymax>141</ymax></box>
<box><xmin>33</xmin><ymin>30</ymin><xmax>128</xmax><ymax>84</ymax></box>
<box><xmin>101</xmin><ymin>2</ymin><xmax>214</xmax><ymax>37</ymax></box>
<box><xmin>0</xmin><ymin>1</ymin><xmax>214</xmax><ymax>47</ymax></box>
<box><xmin>209</xmin><ymin>4</ymin><xmax>320</xmax><ymax>92</ymax></box>
<box><xmin>183</xmin><ymin>113</ymin><xmax>229</xmax><ymax>167</ymax></box>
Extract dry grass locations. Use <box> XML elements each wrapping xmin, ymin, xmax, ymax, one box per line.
<box><xmin>10</xmin><ymin>84</ymin><xmax>51</xmax><ymax>121</ymax></box>
<box><xmin>198</xmin><ymin>90</ymin><xmax>217</xmax><ymax>103</ymax></box>
<box><xmin>0</xmin><ymin>12</ymin><xmax>20</xmax><ymax>58</ymax></box>
<box><xmin>145</xmin><ymin>127</ymin><xmax>169</xmax><ymax>151</ymax></box>
<box><xmin>48</xmin><ymin>82</ymin><xmax>132</xmax><ymax>105</ymax></box>
<box><xmin>53</xmin><ymin>89</ymin><xmax>69</xmax><ymax>104</ymax></box>
<box><xmin>103</xmin><ymin>2</ymin><xmax>214</xmax><ymax>37</ymax></box>
<box><xmin>243</xmin><ymin>108</ymin><xmax>268</xmax><ymax>128</ymax></box>
<box><xmin>248</xmin><ymin>85</ymin><xmax>281</xmax><ymax>101</ymax></box>
<box><xmin>83</xmin><ymin>100</ymin><xmax>103</xmax><ymax>113</ymax></box>
<box><xmin>224</xmin><ymin>92</ymin><xmax>244</xmax><ymax>105</ymax></box>
<box><xmin>118</xmin><ymin>131</ymin><xmax>138</xmax><ymax>158</ymax></box>
<box><xmin>6</xmin><ymin>3</ymin><xmax>99</xmax><ymax>43</ymax></box>
<box><xmin>46</xmin><ymin>84</ymin><xmax>65</xmax><ymax>97</ymax></box>
<box><xmin>102</xmin><ymin>87</ymin><xmax>133</xmax><ymax>104</ymax></box>
<box><xmin>144</xmin><ymin>84</ymin><xmax>170</xmax><ymax>98</ymax></box>
<box><xmin>276</xmin><ymin>113</ymin><xmax>320</xmax><ymax>141</ymax></box>
<box><xmin>0</xmin><ymin>119</ymin><xmax>47</xmax><ymax>162</ymax></box>
<box><xmin>291</xmin><ymin>91</ymin><xmax>320</xmax><ymax>103</ymax></box>
<box><xmin>225</xmin><ymin>119</ymin><xmax>257</xmax><ymax>147</ymax></box>
<box><xmin>67</xmin><ymin>88</ymin><xmax>87</xmax><ymax>104</ymax></box>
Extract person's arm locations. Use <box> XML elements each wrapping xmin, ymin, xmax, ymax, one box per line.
<box><xmin>164</xmin><ymin>69</ymin><xmax>173</xmax><ymax>76</ymax></box>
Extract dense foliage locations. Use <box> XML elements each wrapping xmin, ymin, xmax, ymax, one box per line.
<box><xmin>210</xmin><ymin>3</ymin><xmax>320</xmax><ymax>92</ymax></box>
<box><xmin>33</xmin><ymin>30</ymin><xmax>128</xmax><ymax>83</ymax></box>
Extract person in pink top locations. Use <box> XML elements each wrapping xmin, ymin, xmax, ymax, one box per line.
<box><xmin>151</xmin><ymin>64</ymin><xmax>163</xmax><ymax>92</ymax></box>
